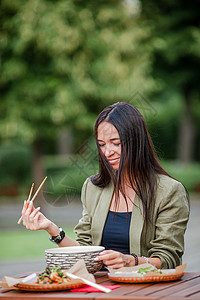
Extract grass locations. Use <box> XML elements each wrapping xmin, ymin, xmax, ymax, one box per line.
<box><xmin>0</xmin><ymin>227</ymin><xmax>76</xmax><ymax>260</ymax></box>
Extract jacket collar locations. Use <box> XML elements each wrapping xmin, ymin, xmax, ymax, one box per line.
<box><xmin>91</xmin><ymin>181</ymin><xmax>114</xmax><ymax>245</ymax></box>
<box><xmin>129</xmin><ymin>193</ymin><xmax>144</xmax><ymax>256</ymax></box>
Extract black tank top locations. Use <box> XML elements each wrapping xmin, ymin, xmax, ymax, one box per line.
<box><xmin>101</xmin><ymin>211</ymin><xmax>132</xmax><ymax>254</ymax></box>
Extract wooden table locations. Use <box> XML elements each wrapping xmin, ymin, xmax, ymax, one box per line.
<box><xmin>1</xmin><ymin>271</ymin><xmax>200</xmax><ymax>300</ymax></box>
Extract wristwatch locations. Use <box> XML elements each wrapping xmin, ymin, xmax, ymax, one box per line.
<box><xmin>49</xmin><ymin>227</ymin><xmax>65</xmax><ymax>244</ymax></box>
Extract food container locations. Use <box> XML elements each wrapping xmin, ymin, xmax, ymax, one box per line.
<box><xmin>45</xmin><ymin>246</ymin><xmax>105</xmax><ymax>274</ymax></box>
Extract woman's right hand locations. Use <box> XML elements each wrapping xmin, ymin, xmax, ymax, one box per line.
<box><xmin>22</xmin><ymin>200</ymin><xmax>51</xmax><ymax>231</ymax></box>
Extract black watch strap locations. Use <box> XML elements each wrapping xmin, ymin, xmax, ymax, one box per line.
<box><xmin>49</xmin><ymin>227</ymin><xmax>65</xmax><ymax>244</ymax></box>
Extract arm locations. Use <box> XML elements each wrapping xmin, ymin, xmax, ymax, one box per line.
<box><xmin>21</xmin><ymin>200</ymin><xmax>79</xmax><ymax>247</ymax></box>
<box><xmin>21</xmin><ymin>178</ymin><xmax>93</xmax><ymax>247</ymax></box>
<box><xmin>45</xmin><ymin>220</ymin><xmax>79</xmax><ymax>247</ymax></box>
<box><xmin>148</xmin><ymin>181</ymin><xmax>189</xmax><ymax>268</ymax></box>
<box><xmin>95</xmin><ymin>250</ymin><xmax>161</xmax><ymax>269</ymax></box>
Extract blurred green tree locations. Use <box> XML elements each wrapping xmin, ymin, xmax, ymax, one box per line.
<box><xmin>141</xmin><ymin>0</ymin><xmax>200</xmax><ymax>163</ymax></box>
<box><xmin>0</xmin><ymin>0</ymin><xmax>152</xmax><ymax>201</ymax></box>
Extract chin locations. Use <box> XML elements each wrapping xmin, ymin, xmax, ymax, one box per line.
<box><xmin>112</xmin><ymin>165</ymin><xmax>119</xmax><ymax>171</ymax></box>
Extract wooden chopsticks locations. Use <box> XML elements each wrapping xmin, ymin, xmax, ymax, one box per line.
<box><xmin>27</xmin><ymin>183</ymin><xmax>35</xmax><ymax>201</ymax></box>
<box><xmin>17</xmin><ymin>176</ymin><xmax>47</xmax><ymax>224</ymax></box>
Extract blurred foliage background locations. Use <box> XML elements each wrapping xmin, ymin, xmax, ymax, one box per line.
<box><xmin>0</xmin><ymin>0</ymin><xmax>200</xmax><ymax>207</ymax></box>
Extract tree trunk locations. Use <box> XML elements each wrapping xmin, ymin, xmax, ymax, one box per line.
<box><xmin>32</xmin><ymin>140</ymin><xmax>46</xmax><ymax>211</ymax></box>
<box><xmin>177</xmin><ymin>90</ymin><xmax>195</xmax><ymax>164</ymax></box>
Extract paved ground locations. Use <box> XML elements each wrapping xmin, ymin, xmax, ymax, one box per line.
<box><xmin>0</xmin><ymin>195</ymin><xmax>199</xmax><ymax>279</ymax></box>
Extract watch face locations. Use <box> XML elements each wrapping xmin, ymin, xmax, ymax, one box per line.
<box><xmin>49</xmin><ymin>228</ymin><xmax>65</xmax><ymax>244</ymax></box>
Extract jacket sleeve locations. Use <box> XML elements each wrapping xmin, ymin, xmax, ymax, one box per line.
<box><xmin>148</xmin><ymin>181</ymin><xmax>189</xmax><ymax>269</ymax></box>
<box><xmin>74</xmin><ymin>178</ymin><xmax>92</xmax><ymax>246</ymax></box>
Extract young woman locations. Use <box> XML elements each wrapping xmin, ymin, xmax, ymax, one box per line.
<box><xmin>22</xmin><ymin>102</ymin><xmax>189</xmax><ymax>269</ymax></box>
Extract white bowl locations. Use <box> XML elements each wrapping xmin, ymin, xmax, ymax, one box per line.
<box><xmin>45</xmin><ymin>246</ymin><xmax>105</xmax><ymax>274</ymax></box>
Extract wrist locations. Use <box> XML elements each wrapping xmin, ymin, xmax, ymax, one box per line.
<box><xmin>49</xmin><ymin>227</ymin><xmax>65</xmax><ymax>244</ymax></box>
<box><xmin>46</xmin><ymin>222</ymin><xmax>60</xmax><ymax>236</ymax></box>
<box><xmin>142</xmin><ymin>256</ymin><xmax>150</xmax><ymax>264</ymax></box>
<box><xmin>122</xmin><ymin>254</ymin><xmax>136</xmax><ymax>267</ymax></box>
<box><xmin>129</xmin><ymin>254</ymin><xmax>136</xmax><ymax>266</ymax></box>
<box><xmin>130</xmin><ymin>253</ymin><xmax>138</xmax><ymax>266</ymax></box>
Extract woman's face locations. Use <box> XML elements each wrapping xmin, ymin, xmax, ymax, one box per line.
<box><xmin>97</xmin><ymin>122</ymin><xmax>121</xmax><ymax>171</ymax></box>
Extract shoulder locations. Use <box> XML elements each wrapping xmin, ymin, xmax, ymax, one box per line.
<box><xmin>155</xmin><ymin>174</ymin><xmax>189</xmax><ymax>211</ymax></box>
<box><xmin>80</xmin><ymin>176</ymin><xmax>113</xmax><ymax>214</ymax></box>
<box><xmin>81</xmin><ymin>176</ymin><xmax>103</xmax><ymax>195</ymax></box>
<box><xmin>81</xmin><ymin>176</ymin><xmax>113</xmax><ymax>205</ymax></box>
<box><xmin>81</xmin><ymin>176</ymin><xmax>106</xmax><ymax>204</ymax></box>
<box><xmin>157</xmin><ymin>174</ymin><xmax>186</xmax><ymax>195</ymax></box>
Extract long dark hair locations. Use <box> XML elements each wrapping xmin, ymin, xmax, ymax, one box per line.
<box><xmin>91</xmin><ymin>102</ymin><xmax>180</xmax><ymax>224</ymax></box>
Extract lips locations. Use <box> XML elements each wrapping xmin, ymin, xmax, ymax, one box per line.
<box><xmin>107</xmin><ymin>158</ymin><xmax>120</xmax><ymax>163</ymax></box>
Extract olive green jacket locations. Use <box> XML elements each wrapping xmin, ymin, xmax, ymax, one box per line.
<box><xmin>74</xmin><ymin>174</ymin><xmax>189</xmax><ymax>269</ymax></box>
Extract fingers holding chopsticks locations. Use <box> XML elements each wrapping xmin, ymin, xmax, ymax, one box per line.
<box><xmin>22</xmin><ymin>200</ymin><xmax>39</xmax><ymax>229</ymax></box>
<box><xmin>22</xmin><ymin>200</ymin><xmax>51</xmax><ymax>230</ymax></box>
<box><xmin>18</xmin><ymin>176</ymin><xmax>50</xmax><ymax>230</ymax></box>
<box><xmin>17</xmin><ymin>177</ymin><xmax>47</xmax><ymax>225</ymax></box>
<box><xmin>21</xmin><ymin>199</ymin><xmax>32</xmax><ymax>215</ymax></box>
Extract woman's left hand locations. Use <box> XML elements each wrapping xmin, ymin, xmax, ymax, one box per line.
<box><xmin>95</xmin><ymin>250</ymin><xmax>131</xmax><ymax>269</ymax></box>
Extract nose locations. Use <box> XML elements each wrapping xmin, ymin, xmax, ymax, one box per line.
<box><xmin>104</xmin><ymin>145</ymin><xmax>114</xmax><ymax>157</ymax></box>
